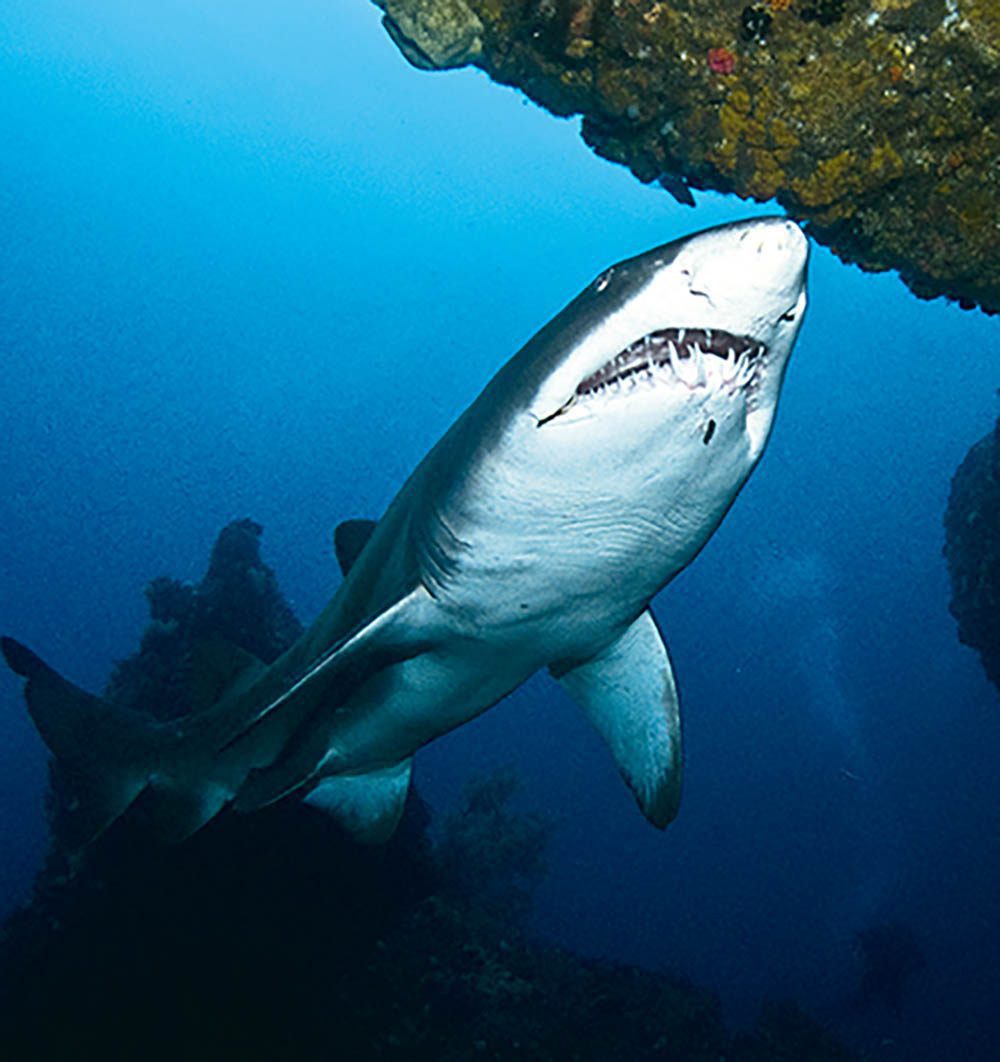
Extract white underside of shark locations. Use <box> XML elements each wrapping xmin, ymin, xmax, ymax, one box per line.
<box><xmin>3</xmin><ymin>217</ymin><xmax>809</xmax><ymax>845</ymax></box>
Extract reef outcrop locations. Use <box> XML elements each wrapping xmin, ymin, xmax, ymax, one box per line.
<box><xmin>945</xmin><ymin>416</ymin><xmax>1000</xmax><ymax>693</ymax></box>
<box><xmin>852</xmin><ymin>922</ymin><xmax>925</xmax><ymax>1015</ymax></box>
<box><xmin>0</xmin><ymin>780</ymin><xmax>855</xmax><ymax>1060</ymax></box>
<box><xmin>104</xmin><ymin>517</ymin><xmax>302</xmax><ymax>722</ymax></box>
<box><xmin>373</xmin><ymin>0</ymin><xmax>999</xmax><ymax>314</ymax></box>
<box><xmin>0</xmin><ymin>519</ymin><xmax>856</xmax><ymax>1059</ymax></box>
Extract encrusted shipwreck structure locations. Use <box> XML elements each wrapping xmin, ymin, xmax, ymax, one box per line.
<box><xmin>945</xmin><ymin>416</ymin><xmax>1000</xmax><ymax>694</ymax></box>
<box><xmin>373</xmin><ymin>0</ymin><xmax>999</xmax><ymax>313</ymax></box>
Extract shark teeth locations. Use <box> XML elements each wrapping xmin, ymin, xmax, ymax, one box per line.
<box><xmin>576</xmin><ymin>327</ymin><xmax>766</xmax><ymax>399</ymax></box>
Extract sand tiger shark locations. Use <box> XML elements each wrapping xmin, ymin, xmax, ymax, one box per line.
<box><xmin>2</xmin><ymin>217</ymin><xmax>809</xmax><ymax>845</ymax></box>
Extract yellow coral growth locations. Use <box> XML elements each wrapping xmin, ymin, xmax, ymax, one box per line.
<box><xmin>746</xmin><ymin>151</ymin><xmax>785</xmax><ymax>200</ymax></box>
<box><xmin>711</xmin><ymin>85</ymin><xmax>802</xmax><ymax>196</ymax></box>
<box><xmin>793</xmin><ymin>151</ymin><xmax>859</xmax><ymax>212</ymax></box>
<box><xmin>792</xmin><ymin>140</ymin><xmax>904</xmax><ymax>219</ymax></box>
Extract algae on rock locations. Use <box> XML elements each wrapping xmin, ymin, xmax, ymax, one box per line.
<box><xmin>372</xmin><ymin>0</ymin><xmax>1000</xmax><ymax>315</ymax></box>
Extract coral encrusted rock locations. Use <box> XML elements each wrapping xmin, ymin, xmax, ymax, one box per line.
<box><xmin>945</xmin><ymin>416</ymin><xmax>1000</xmax><ymax>693</ymax></box>
<box><xmin>104</xmin><ymin>518</ymin><xmax>303</xmax><ymax>721</ymax></box>
<box><xmin>370</xmin><ymin>0</ymin><xmax>1000</xmax><ymax>315</ymax></box>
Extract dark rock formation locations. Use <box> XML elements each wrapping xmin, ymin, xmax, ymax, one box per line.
<box><xmin>373</xmin><ymin>0</ymin><xmax>999</xmax><ymax>314</ymax></box>
<box><xmin>0</xmin><ymin>780</ymin><xmax>856</xmax><ymax>1061</ymax></box>
<box><xmin>0</xmin><ymin>518</ymin><xmax>857</xmax><ymax>1060</ymax></box>
<box><xmin>434</xmin><ymin>765</ymin><xmax>554</xmax><ymax>922</ymax></box>
<box><xmin>945</xmin><ymin>416</ymin><xmax>1000</xmax><ymax>692</ymax></box>
<box><xmin>104</xmin><ymin>518</ymin><xmax>302</xmax><ymax>722</ymax></box>
<box><xmin>852</xmin><ymin>922</ymin><xmax>925</xmax><ymax>1015</ymax></box>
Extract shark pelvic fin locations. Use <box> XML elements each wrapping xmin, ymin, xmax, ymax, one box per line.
<box><xmin>1</xmin><ymin>636</ymin><xmax>167</xmax><ymax>846</ymax></box>
<box><xmin>334</xmin><ymin>519</ymin><xmax>378</xmax><ymax>576</ymax></box>
<box><xmin>303</xmin><ymin>760</ymin><xmax>413</xmax><ymax>844</ymax></box>
<box><xmin>552</xmin><ymin>610</ymin><xmax>683</xmax><ymax>828</ymax></box>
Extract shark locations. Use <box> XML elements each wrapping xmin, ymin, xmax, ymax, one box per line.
<box><xmin>2</xmin><ymin>216</ymin><xmax>809</xmax><ymax>846</ymax></box>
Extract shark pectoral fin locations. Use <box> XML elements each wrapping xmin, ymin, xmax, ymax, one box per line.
<box><xmin>553</xmin><ymin>610</ymin><xmax>683</xmax><ymax>828</ymax></box>
<box><xmin>334</xmin><ymin>519</ymin><xmax>378</xmax><ymax>576</ymax></box>
<box><xmin>303</xmin><ymin>760</ymin><xmax>413</xmax><ymax>844</ymax></box>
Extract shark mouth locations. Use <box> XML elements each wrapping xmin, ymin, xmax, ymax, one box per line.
<box><xmin>576</xmin><ymin>328</ymin><xmax>766</xmax><ymax>398</ymax></box>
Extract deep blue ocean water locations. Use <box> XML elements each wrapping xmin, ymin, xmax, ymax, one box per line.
<box><xmin>2</xmin><ymin>2</ymin><xmax>998</xmax><ymax>1058</ymax></box>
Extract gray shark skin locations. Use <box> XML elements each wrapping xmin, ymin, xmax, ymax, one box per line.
<box><xmin>2</xmin><ymin>217</ymin><xmax>809</xmax><ymax>846</ymax></box>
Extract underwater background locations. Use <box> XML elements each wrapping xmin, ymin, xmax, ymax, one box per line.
<box><xmin>1</xmin><ymin>2</ymin><xmax>998</xmax><ymax>1058</ymax></box>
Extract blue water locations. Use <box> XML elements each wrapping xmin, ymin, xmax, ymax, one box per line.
<box><xmin>2</xmin><ymin>2</ymin><xmax>998</xmax><ymax>1058</ymax></box>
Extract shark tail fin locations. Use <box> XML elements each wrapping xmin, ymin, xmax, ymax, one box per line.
<box><xmin>2</xmin><ymin>636</ymin><xmax>172</xmax><ymax>847</ymax></box>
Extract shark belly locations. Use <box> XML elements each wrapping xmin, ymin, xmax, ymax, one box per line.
<box><xmin>315</xmin><ymin>636</ymin><xmax>536</xmax><ymax>774</ymax></box>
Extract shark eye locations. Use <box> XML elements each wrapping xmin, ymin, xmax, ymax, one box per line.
<box><xmin>780</xmin><ymin>310</ymin><xmax>797</xmax><ymax>322</ymax></box>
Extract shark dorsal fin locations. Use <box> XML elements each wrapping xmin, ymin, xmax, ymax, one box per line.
<box><xmin>334</xmin><ymin>519</ymin><xmax>378</xmax><ymax>576</ymax></box>
<box><xmin>189</xmin><ymin>637</ymin><xmax>266</xmax><ymax>713</ymax></box>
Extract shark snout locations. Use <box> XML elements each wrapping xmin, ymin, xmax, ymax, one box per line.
<box><xmin>723</xmin><ymin>219</ymin><xmax>810</xmax><ymax>315</ymax></box>
<box><xmin>737</xmin><ymin>219</ymin><xmax>809</xmax><ymax>284</ymax></box>
<box><xmin>684</xmin><ymin>217</ymin><xmax>808</xmax><ymax>317</ymax></box>
<box><xmin>740</xmin><ymin>217</ymin><xmax>805</xmax><ymax>255</ymax></box>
